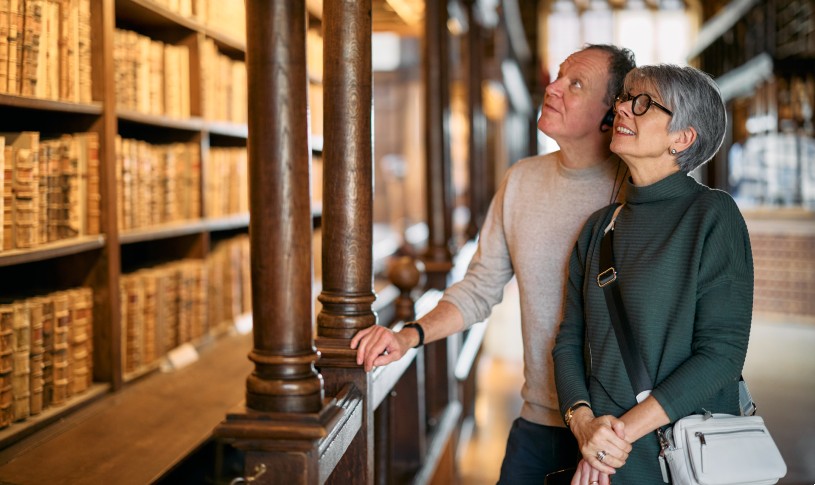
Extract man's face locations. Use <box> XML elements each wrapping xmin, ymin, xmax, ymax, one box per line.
<box><xmin>537</xmin><ymin>49</ymin><xmax>612</xmax><ymax>143</ymax></box>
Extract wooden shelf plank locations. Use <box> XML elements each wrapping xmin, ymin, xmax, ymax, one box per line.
<box><xmin>204</xmin><ymin>120</ymin><xmax>248</xmax><ymax>139</ymax></box>
<box><xmin>204</xmin><ymin>214</ymin><xmax>250</xmax><ymax>232</ymax></box>
<box><xmin>117</xmin><ymin>109</ymin><xmax>205</xmax><ymax>132</ymax></box>
<box><xmin>0</xmin><ymin>235</ymin><xmax>106</xmax><ymax>267</ymax></box>
<box><xmin>120</xmin><ymin>220</ymin><xmax>210</xmax><ymax>244</ymax></box>
<box><xmin>0</xmin><ymin>94</ymin><xmax>103</xmax><ymax>115</ymax></box>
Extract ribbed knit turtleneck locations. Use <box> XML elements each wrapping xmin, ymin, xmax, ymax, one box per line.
<box><xmin>554</xmin><ymin>169</ymin><xmax>754</xmax><ymax>482</ymax></box>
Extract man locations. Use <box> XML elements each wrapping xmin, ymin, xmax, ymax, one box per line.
<box><xmin>351</xmin><ymin>44</ymin><xmax>635</xmax><ymax>483</ymax></box>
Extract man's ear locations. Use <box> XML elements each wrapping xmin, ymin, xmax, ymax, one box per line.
<box><xmin>672</xmin><ymin>126</ymin><xmax>697</xmax><ymax>153</ymax></box>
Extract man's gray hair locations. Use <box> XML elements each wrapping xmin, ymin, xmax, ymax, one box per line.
<box><xmin>583</xmin><ymin>44</ymin><xmax>636</xmax><ymax>106</ymax></box>
<box><xmin>628</xmin><ymin>65</ymin><xmax>726</xmax><ymax>172</ymax></box>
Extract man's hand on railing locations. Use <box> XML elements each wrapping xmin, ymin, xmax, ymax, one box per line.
<box><xmin>350</xmin><ymin>323</ymin><xmax>417</xmax><ymax>372</ymax></box>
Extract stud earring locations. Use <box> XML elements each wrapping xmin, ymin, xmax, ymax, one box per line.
<box><xmin>670</xmin><ymin>148</ymin><xmax>677</xmax><ymax>155</ymax></box>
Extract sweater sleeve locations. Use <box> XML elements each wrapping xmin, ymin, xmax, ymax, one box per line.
<box><xmin>651</xmin><ymin>195</ymin><xmax>754</xmax><ymax>421</ymax></box>
<box><xmin>552</xmin><ymin>218</ymin><xmax>595</xmax><ymax>416</ymax></box>
<box><xmin>440</xmin><ymin>170</ymin><xmax>516</xmax><ymax>327</ymax></box>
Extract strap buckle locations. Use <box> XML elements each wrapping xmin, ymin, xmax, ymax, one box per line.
<box><xmin>596</xmin><ymin>267</ymin><xmax>617</xmax><ymax>287</ymax></box>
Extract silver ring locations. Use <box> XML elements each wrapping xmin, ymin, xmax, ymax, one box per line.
<box><xmin>590</xmin><ymin>482</ymin><xmax>599</xmax><ymax>485</ymax></box>
<box><xmin>596</xmin><ymin>450</ymin><xmax>607</xmax><ymax>463</ymax></box>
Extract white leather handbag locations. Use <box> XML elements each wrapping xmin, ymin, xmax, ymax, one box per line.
<box><xmin>659</xmin><ymin>413</ymin><xmax>787</xmax><ymax>485</ymax></box>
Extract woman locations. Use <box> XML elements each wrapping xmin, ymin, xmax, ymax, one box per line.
<box><xmin>552</xmin><ymin>64</ymin><xmax>754</xmax><ymax>484</ymax></box>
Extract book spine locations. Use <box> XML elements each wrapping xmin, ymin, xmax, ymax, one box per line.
<box><xmin>0</xmin><ymin>0</ymin><xmax>11</xmax><ymax>94</ymax></box>
<box><xmin>27</xmin><ymin>296</ymin><xmax>44</xmax><ymax>415</ymax></box>
<box><xmin>51</xmin><ymin>290</ymin><xmax>69</xmax><ymax>406</ymax></box>
<box><xmin>0</xmin><ymin>304</ymin><xmax>14</xmax><ymax>428</ymax></box>
<box><xmin>40</xmin><ymin>295</ymin><xmax>53</xmax><ymax>408</ymax></box>
<box><xmin>12</xmin><ymin>301</ymin><xmax>31</xmax><ymax>421</ymax></box>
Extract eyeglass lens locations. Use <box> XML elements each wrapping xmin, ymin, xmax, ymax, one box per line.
<box><xmin>632</xmin><ymin>95</ymin><xmax>651</xmax><ymax>115</ymax></box>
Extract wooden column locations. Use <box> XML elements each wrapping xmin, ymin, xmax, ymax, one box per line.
<box><xmin>90</xmin><ymin>0</ymin><xmax>122</xmax><ymax>389</ymax></box>
<box><xmin>464</xmin><ymin>0</ymin><xmax>488</xmax><ymax>241</ymax></box>
<box><xmin>216</xmin><ymin>2</ymin><xmax>341</xmax><ymax>483</ymax></box>
<box><xmin>316</xmin><ymin>0</ymin><xmax>376</xmax><ymax>341</ymax></box>
<box><xmin>422</xmin><ymin>0</ymin><xmax>457</xmax><ymax>434</ymax></box>
<box><xmin>315</xmin><ymin>1</ymin><xmax>376</xmax><ymax>484</ymax></box>
<box><xmin>242</xmin><ymin>0</ymin><xmax>322</xmax><ymax>415</ymax></box>
<box><xmin>422</xmin><ymin>0</ymin><xmax>455</xmax><ymax>291</ymax></box>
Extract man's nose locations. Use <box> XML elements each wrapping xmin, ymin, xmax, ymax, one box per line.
<box><xmin>545</xmin><ymin>79</ymin><xmax>564</xmax><ymax>97</ymax></box>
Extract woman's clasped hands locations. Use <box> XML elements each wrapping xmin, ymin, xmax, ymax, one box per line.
<box><xmin>568</xmin><ymin>410</ymin><xmax>632</xmax><ymax>485</ymax></box>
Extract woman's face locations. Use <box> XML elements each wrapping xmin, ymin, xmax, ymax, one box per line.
<box><xmin>609</xmin><ymin>79</ymin><xmax>674</xmax><ymax>166</ymax></box>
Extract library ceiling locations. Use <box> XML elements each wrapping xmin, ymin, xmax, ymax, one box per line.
<box><xmin>366</xmin><ymin>0</ymin><xmax>701</xmax><ymax>36</ymax></box>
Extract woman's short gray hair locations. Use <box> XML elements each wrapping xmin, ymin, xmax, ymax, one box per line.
<box><xmin>626</xmin><ymin>65</ymin><xmax>726</xmax><ymax>172</ymax></box>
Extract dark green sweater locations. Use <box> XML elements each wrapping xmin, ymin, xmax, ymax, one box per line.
<box><xmin>553</xmin><ymin>171</ymin><xmax>754</xmax><ymax>482</ymax></box>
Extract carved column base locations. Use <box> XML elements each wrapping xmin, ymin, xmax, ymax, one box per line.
<box><xmin>215</xmin><ymin>385</ymin><xmax>363</xmax><ymax>485</ymax></box>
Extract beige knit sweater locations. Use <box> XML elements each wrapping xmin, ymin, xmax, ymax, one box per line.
<box><xmin>441</xmin><ymin>151</ymin><xmax>623</xmax><ymax>427</ymax></box>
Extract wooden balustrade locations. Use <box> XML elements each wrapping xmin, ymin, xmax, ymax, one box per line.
<box><xmin>214</xmin><ymin>0</ymin><xmax>484</xmax><ymax>482</ymax></box>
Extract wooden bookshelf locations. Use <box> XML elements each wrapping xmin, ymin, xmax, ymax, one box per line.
<box><xmin>0</xmin><ymin>0</ymin><xmax>250</xmax><ymax>449</ymax></box>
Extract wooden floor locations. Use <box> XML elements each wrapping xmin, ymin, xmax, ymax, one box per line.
<box><xmin>458</xmin><ymin>356</ymin><xmax>523</xmax><ymax>485</ymax></box>
<box><xmin>456</xmin><ymin>280</ymin><xmax>815</xmax><ymax>485</ymax></box>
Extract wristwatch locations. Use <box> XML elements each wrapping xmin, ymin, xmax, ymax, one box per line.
<box><xmin>564</xmin><ymin>400</ymin><xmax>591</xmax><ymax>428</ymax></box>
<box><xmin>402</xmin><ymin>321</ymin><xmax>425</xmax><ymax>348</ymax></box>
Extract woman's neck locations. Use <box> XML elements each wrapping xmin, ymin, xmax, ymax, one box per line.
<box><xmin>625</xmin><ymin>156</ymin><xmax>681</xmax><ymax>186</ymax></box>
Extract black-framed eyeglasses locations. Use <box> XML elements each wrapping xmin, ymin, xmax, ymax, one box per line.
<box><xmin>614</xmin><ymin>92</ymin><xmax>673</xmax><ymax>117</ymax></box>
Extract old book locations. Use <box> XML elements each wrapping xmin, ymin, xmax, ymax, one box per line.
<box><xmin>140</xmin><ymin>270</ymin><xmax>157</xmax><ymax>367</ymax></box>
<box><xmin>191</xmin><ymin>263</ymin><xmax>206</xmax><ymax>341</ymax></box>
<box><xmin>76</xmin><ymin>0</ymin><xmax>89</xmax><ymax>102</ymax></box>
<box><xmin>43</xmin><ymin>0</ymin><xmax>58</xmax><ymax>100</ymax></box>
<box><xmin>149</xmin><ymin>38</ymin><xmax>163</xmax><ymax>115</ymax></box>
<box><xmin>76</xmin><ymin>132</ymin><xmax>99</xmax><ymax>235</ymax></box>
<box><xmin>136</xmin><ymin>33</ymin><xmax>149</xmax><ymax>113</ymax></box>
<box><xmin>0</xmin><ymin>0</ymin><xmax>10</xmax><ymax>93</ymax></box>
<box><xmin>67</xmin><ymin>287</ymin><xmax>90</xmax><ymax>394</ymax></box>
<box><xmin>0</xmin><ymin>303</ymin><xmax>14</xmax><ymax>427</ymax></box>
<box><xmin>179</xmin><ymin>44</ymin><xmax>189</xmax><ymax>118</ymax></box>
<box><xmin>61</xmin><ymin>133</ymin><xmax>80</xmax><ymax>238</ymax></box>
<box><xmin>121</xmin><ymin>274</ymin><xmax>143</xmax><ymax>374</ymax></box>
<box><xmin>36</xmin><ymin>141</ymin><xmax>45</xmax><ymax>242</ymax></box>
<box><xmin>27</xmin><ymin>296</ymin><xmax>44</xmax><ymax>415</ymax></box>
<box><xmin>40</xmin><ymin>294</ymin><xmax>53</xmax><ymax>408</ymax></box>
<box><xmin>2</xmin><ymin>144</ymin><xmax>12</xmax><ymax>250</ymax></box>
<box><xmin>189</xmin><ymin>144</ymin><xmax>201</xmax><ymax>219</ymax></box>
<box><xmin>58</xmin><ymin>0</ymin><xmax>77</xmax><ymax>101</ymax></box>
<box><xmin>50</xmin><ymin>290</ymin><xmax>69</xmax><ymax>406</ymax></box>
<box><xmin>12</xmin><ymin>301</ymin><xmax>30</xmax><ymax>421</ymax></box>
<box><xmin>163</xmin><ymin>44</ymin><xmax>178</xmax><ymax>117</ymax></box>
<box><xmin>21</xmin><ymin>0</ymin><xmax>42</xmax><ymax>97</ymax></box>
<box><xmin>47</xmin><ymin>136</ymin><xmax>67</xmax><ymax>241</ymax></box>
<box><xmin>1</xmin><ymin>132</ymin><xmax>40</xmax><ymax>249</ymax></box>
<box><xmin>0</xmin><ymin>137</ymin><xmax>4</xmax><ymax>250</ymax></box>
<box><xmin>6</xmin><ymin>0</ymin><xmax>20</xmax><ymax>95</ymax></box>
<box><xmin>162</xmin><ymin>267</ymin><xmax>179</xmax><ymax>352</ymax></box>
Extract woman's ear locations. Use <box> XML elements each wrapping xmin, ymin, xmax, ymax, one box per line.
<box><xmin>672</xmin><ymin>126</ymin><xmax>697</xmax><ymax>153</ymax></box>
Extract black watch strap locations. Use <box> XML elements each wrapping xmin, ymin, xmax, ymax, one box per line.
<box><xmin>402</xmin><ymin>322</ymin><xmax>424</xmax><ymax>348</ymax></box>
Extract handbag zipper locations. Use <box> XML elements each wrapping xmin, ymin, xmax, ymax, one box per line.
<box><xmin>695</xmin><ymin>428</ymin><xmax>765</xmax><ymax>446</ymax></box>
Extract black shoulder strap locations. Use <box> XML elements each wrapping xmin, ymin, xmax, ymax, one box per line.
<box><xmin>597</xmin><ymin>204</ymin><xmax>654</xmax><ymax>403</ymax></box>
